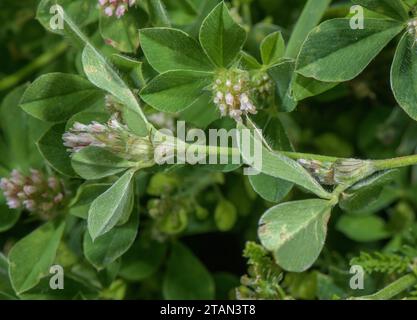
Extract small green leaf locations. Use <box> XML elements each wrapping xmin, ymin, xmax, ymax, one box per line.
<box><xmin>296</xmin><ymin>18</ymin><xmax>404</xmax><ymax>82</ymax></box>
<box><xmin>199</xmin><ymin>2</ymin><xmax>246</xmax><ymax>67</ymax></box>
<box><xmin>214</xmin><ymin>199</ymin><xmax>237</xmax><ymax>231</ymax></box>
<box><xmin>178</xmin><ymin>93</ymin><xmax>220</xmax><ymax>128</ymax></box>
<box><xmin>84</xmin><ymin>211</ymin><xmax>139</xmax><ymax>270</ymax></box>
<box><xmin>145</xmin><ymin>0</ymin><xmax>171</xmax><ymax>27</ymax></box>
<box><xmin>99</xmin><ymin>10</ymin><xmax>142</xmax><ymax>53</ymax></box>
<box><xmin>336</xmin><ymin>214</ymin><xmax>391</xmax><ymax>242</ymax></box>
<box><xmin>119</xmin><ymin>239</ymin><xmax>167</xmax><ymax>281</ymax></box>
<box><xmin>248</xmin><ymin>116</ymin><xmax>294</xmax><ymax>202</ymax></box>
<box><xmin>71</xmin><ymin>146</ymin><xmax>135</xmax><ymax>180</ymax></box>
<box><xmin>37</xmin><ymin>124</ymin><xmax>76</xmax><ymax>177</ymax></box>
<box><xmin>66</xmin><ymin>111</ymin><xmax>109</xmax><ymax>131</ymax></box>
<box><xmin>258</xmin><ymin>199</ymin><xmax>331</xmax><ymax>272</ymax></box>
<box><xmin>240</xmin><ymin>52</ymin><xmax>262</xmax><ymax>70</ymax></box>
<box><xmin>70</xmin><ymin>183</ymin><xmax>111</xmax><ymax>208</ymax></box>
<box><xmin>268</xmin><ymin>60</ymin><xmax>298</xmax><ymax>112</ymax></box>
<box><xmin>0</xmin><ymin>253</ymin><xmax>16</xmax><ymax>299</ymax></box>
<box><xmin>339</xmin><ymin>170</ymin><xmax>398</xmax><ymax>213</ymax></box>
<box><xmin>36</xmin><ymin>0</ymin><xmax>96</xmax><ymax>37</ymax></box>
<box><xmin>1</xmin><ymin>84</ymin><xmax>49</xmax><ymax>169</ymax></box>
<box><xmin>88</xmin><ymin>169</ymin><xmax>135</xmax><ymax>240</ymax></box>
<box><xmin>285</xmin><ymin>0</ymin><xmax>332</xmax><ymax>58</ymax></box>
<box><xmin>20</xmin><ymin>73</ymin><xmax>103</xmax><ymax>123</ymax></box>
<box><xmin>391</xmin><ymin>32</ymin><xmax>417</xmax><ymax>121</ymax></box>
<box><xmin>261</xmin><ymin>31</ymin><xmax>285</xmax><ymax>66</ymax></box>
<box><xmin>140</xmin><ymin>70</ymin><xmax>212</xmax><ymax>113</ymax></box>
<box><xmin>237</xmin><ymin>123</ymin><xmax>331</xmax><ymax>199</ymax></box>
<box><xmin>39</xmin><ymin>3</ymin><xmax>149</xmax><ymax>135</ymax></box>
<box><xmin>140</xmin><ymin>28</ymin><xmax>213</xmax><ymax>72</ymax></box>
<box><xmin>69</xmin><ymin>182</ymin><xmax>111</xmax><ymax>219</ymax></box>
<box><xmin>163</xmin><ymin>242</ymin><xmax>215</xmax><ymax>299</ymax></box>
<box><xmin>292</xmin><ymin>74</ymin><xmax>339</xmax><ymax>101</ymax></box>
<box><xmin>8</xmin><ymin>220</ymin><xmax>66</xmax><ymax>294</ymax></box>
<box><xmin>249</xmin><ymin>174</ymin><xmax>292</xmax><ymax>203</ymax></box>
<box><xmin>351</xmin><ymin>0</ymin><xmax>409</xmax><ymax>21</ymax></box>
<box><xmin>82</xmin><ymin>45</ymin><xmax>149</xmax><ymax>136</ymax></box>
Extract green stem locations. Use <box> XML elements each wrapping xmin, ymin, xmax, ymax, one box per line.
<box><xmin>0</xmin><ymin>42</ymin><xmax>68</xmax><ymax>91</ymax></box>
<box><xmin>373</xmin><ymin>155</ymin><xmax>417</xmax><ymax>171</ymax></box>
<box><xmin>204</xmin><ymin>145</ymin><xmax>339</xmax><ymax>163</ymax></box>
<box><xmin>205</xmin><ymin>144</ymin><xmax>417</xmax><ymax>171</ymax></box>
<box><xmin>241</xmin><ymin>3</ymin><xmax>252</xmax><ymax>26</ymax></box>
<box><xmin>167</xmin><ymin>134</ymin><xmax>417</xmax><ymax>172</ymax></box>
<box><xmin>353</xmin><ymin>274</ymin><xmax>417</xmax><ymax>300</ymax></box>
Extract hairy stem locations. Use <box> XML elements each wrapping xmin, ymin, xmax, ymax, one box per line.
<box><xmin>373</xmin><ymin>155</ymin><xmax>417</xmax><ymax>171</ymax></box>
<box><xmin>164</xmin><ymin>134</ymin><xmax>417</xmax><ymax>172</ymax></box>
<box><xmin>353</xmin><ymin>274</ymin><xmax>417</xmax><ymax>300</ymax></box>
<box><xmin>0</xmin><ymin>42</ymin><xmax>68</xmax><ymax>91</ymax></box>
<box><xmin>204</xmin><ymin>145</ymin><xmax>340</xmax><ymax>163</ymax></box>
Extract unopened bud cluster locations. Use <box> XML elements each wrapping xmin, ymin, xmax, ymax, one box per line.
<box><xmin>0</xmin><ymin>169</ymin><xmax>66</xmax><ymax>218</ymax></box>
<box><xmin>63</xmin><ymin>116</ymin><xmax>155</xmax><ymax>165</ymax></box>
<box><xmin>98</xmin><ymin>0</ymin><xmax>136</xmax><ymax>18</ymax></box>
<box><xmin>212</xmin><ymin>69</ymin><xmax>258</xmax><ymax>122</ymax></box>
<box><xmin>251</xmin><ymin>72</ymin><xmax>274</xmax><ymax>101</ymax></box>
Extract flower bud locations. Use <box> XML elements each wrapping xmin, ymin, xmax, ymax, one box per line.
<box><xmin>0</xmin><ymin>169</ymin><xmax>67</xmax><ymax>219</ymax></box>
<box><xmin>98</xmin><ymin>0</ymin><xmax>136</xmax><ymax>18</ymax></box>
<box><xmin>63</xmin><ymin>116</ymin><xmax>155</xmax><ymax>167</ymax></box>
<box><xmin>212</xmin><ymin>69</ymin><xmax>258</xmax><ymax>122</ymax></box>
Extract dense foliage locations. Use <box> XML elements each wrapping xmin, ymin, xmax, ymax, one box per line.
<box><xmin>2</xmin><ymin>0</ymin><xmax>417</xmax><ymax>300</ymax></box>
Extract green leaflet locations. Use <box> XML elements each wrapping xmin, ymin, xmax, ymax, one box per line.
<box><xmin>71</xmin><ymin>146</ymin><xmax>135</xmax><ymax>180</ymax></box>
<box><xmin>260</xmin><ymin>31</ymin><xmax>285</xmax><ymax>66</ymax></box>
<box><xmin>145</xmin><ymin>0</ymin><xmax>171</xmax><ymax>27</ymax></box>
<box><xmin>199</xmin><ymin>2</ymin><xmax>246</xmax><ymax>67</ymax></box>
<box><xmin>0</xmin><ymin>253</ymin><xmax>16</xmax><ymax>299</ymax></box>
<box><xmin>292</xmin><ymin>74</ymin><xmax>339</xmax><ymax>101</ymax></box>
<box><xmin>20</xmin><ymin>73</ymin><xmax>103</xmax><ymax>123</ymax></box>
<box><xmin>248</xmin><ymin>116</ymin><xmax>294</xmax><ymax>203</ymax></box>
<box><xmin>296</xmin><ymin>18</ymin><xmax>405</xmax><ymax>82</ymax></box>
<box><xmin>69</xmin><ymin>182</ymin><xmax>111</xmax><ymax>219</ymax></box>
<box><xmin>351</xmin><ymin>0</ymin><xmax>409</xmax><ymax>22</ymax></box>
<box><xmin>140</xmin><ymin>28</ymin><xmax>213</xmax><ymax>72</ymax></box>
<box><xmin>119</xmin><ymin>239</ymin><xmax>167</xmax><ymax>281</ymax></box>
<box><xmin>84</xmin><ymin>210</ymin><xmax>139</xmax><ymax>270</ymax></box>
<box><xmin>37</xmin><ymin>124</ymin><xmax>76</xmax><ymax>177</ymax></box>
<box><xmin>391</xmin><ymin>32</ymin><xmax>417</xmax><ymax>122</ymax></box>
<box><xmin>140</xmin><ymin>70</ymin><xmax>212</xmax><ymax>113</ymax></box>
<box><xmin>8</xmin><ymin>220</ymin><xmax>66</xmax><ymax>294</ymax></box>
<box><xmin>240</xmin><ymin>51</ymin><xmax>263</xmax><ymax>70</ymax></box>
<box><xmin>81</xmin><ymin>46</ymin><xmax>148</xmax><ymax>136</ymax></box>
<box><xmin>268</xmin><ymin>60</ymin><xmax>298</xmax><ymax>112</ymax></box>
<box><xmin>99</xmin><ymin>9</ymin><xmax>142</xmax><ymax>53</ymax></box>
<box><xmin>178</xmin><ymin>93</ymin><xmax>220</xmax><ymax>128</ymax></box>
<box><xmin>339</xmin><ymin>170</ymin><xmax>398</xmax><ymax>213</ymax></box>
<box><xmin>249</xmin><ymin>173</ymin><xmax>293</xmax><ymax>203</ymax></box>
<box><xmin>88</xmin><ymin>169</ymin><xmax>136</xmax><ymax>240</ymax></box>
<box><xmin>1</xmin><ymin>85</ymin><xmax>49</xmax><ymax>169</ymax></box>
<box><xmin>285</xmin><ymin>0</ymin><xmax>332</xmax><ymax>58</ymax></box>
<box><xmin>163</xmin><ymin>242</ymin><xmax>215</xmax><ymax>299</ymax></box>
<box><xmin>237</xmin><ymin>123</ymin><xmax>331</xmax><ymax>199</ymax></box>
<box><xmin>258</xmin><ymin>199</ymin><xmax>332</xmax><ymax>272</ymax></box>
<box><xmin>39</xmin><ymin>1</ymin><xmax>149</xmax><ymax>135</ymax></box>
<box><xmin>336</xmin><ymin>214</ymin><xmax>391</xmax><ymax>242</ymax></box>
<box><xmin>36</xmin><ymin>0</ymin><xmax>96</xmax><ymax>38</ymax></box>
